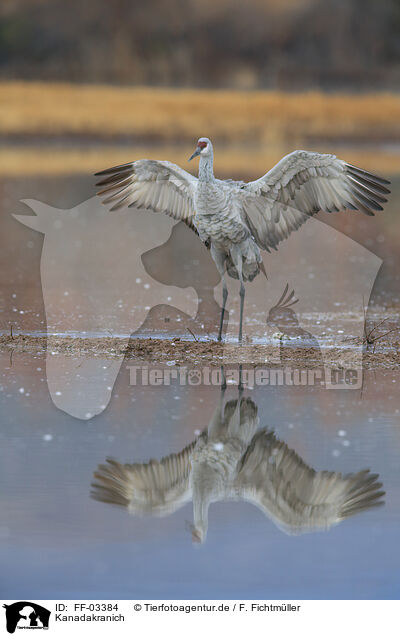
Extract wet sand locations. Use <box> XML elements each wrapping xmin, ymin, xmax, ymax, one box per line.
<box><xmin>1</xmin><ymin>333</ymin><xmax>399</xmax><ymax>369</ymax></box>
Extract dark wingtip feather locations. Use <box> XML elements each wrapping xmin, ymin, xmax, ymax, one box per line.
<box><xmin>110</xmin><ymin>201</ymin><xmax>125</xmax><ymax>212</ymax></box>
<box><xmin>345</xmin><ymin>163</ymin><xmax>391</xmax><ymax>186</ymax></box>
<box><xmin>340</xmin><ymin>470</ymin><xmax>385</xmax><ymax>518</ymax></box>
<box><xmin>91</xmin><ymin>458</ymin><xmax>132</xmax><ymax>507</ymax></box>
<box><xmin>95</xmin><ymin>170</ymin><xmax>132</xmax><ymax>187</ymax></box>
<box><xmin>94</xmin><ymin>161</ymin><xmax>133</xmax><ymax>177</ymax></box>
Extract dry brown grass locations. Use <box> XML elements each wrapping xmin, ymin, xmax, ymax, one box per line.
<box><xmin>1</xmin><ymin>145</ymin><xmax>400</xmax><ymax>178</ymax></box>
<box><xmin>0</xmin><ymin>81</ymin><xmax>399</xmax><ymax>176</ymax></box>
<box><xmin>1</xmin><ymin>81</ymin><xmax>400</xmax><ymax>143</ymax></box>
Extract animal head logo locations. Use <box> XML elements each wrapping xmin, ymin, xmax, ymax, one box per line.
<box><xmin>267</xmin><ymin>284</ymin><xmax>300</xmax><ymax>330</ymax></box>
<box><xmin>14</xmin><ymin>195</ymin><xmax>382</xmax><ymax>418</ymax></box>
<box><xmin>266</xmin><ymin>284</ymin><xmax>323</xmax><ymax>367</ymax></box>
<box><xmin>3</xmin><ymin>602</ymin><xmax>50</xmax><ymax>634</ymax></box>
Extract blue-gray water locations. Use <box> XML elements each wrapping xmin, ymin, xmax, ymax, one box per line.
<box><xmin>1</xmin><ymin>353</ymin><xmax>399</xmax><ymax>600</ymax></box>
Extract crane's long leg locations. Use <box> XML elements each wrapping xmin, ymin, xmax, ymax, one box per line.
<box><xmin>211</xmin><ymin>246</ymin><xmax>228</xmax><ymax>342</ymax></box>
<box><xmin>220</xmin><ymin>365</ymin><xmax>227</xmax><ymax>392</ymax></box>
<box><xmin>207</xmin><ymin>370</ymin><xmax>226</xmax><ymax>438</ymax></box>
<box><xmin>230</xmin><ymin>247</ymin><xmax>245</xmax><ymax>344</ymax></box>
<box><xmin>218</xmin><ymin>281</ymin><xmax>228</xmax><ymax>342</ymax></box>
<box><xmin>238</xmin><ymin>280</ymin><xmax>245</xmax><ymax>343</ymax></box>
<box><xmin>238</xmin><ymin>363</ymin><xmax>243</xmax><ymax>393</ymax></box>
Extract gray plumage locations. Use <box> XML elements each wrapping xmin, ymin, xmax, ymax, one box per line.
<box><xmin>95</xmin><ymin>138</ymin><xmax>390</xmax><ymax>341</ymax></box>
<box><xmin>91</xmin><ymin>396</ymin><xmax>384</xmax><ymax>544</ymax></box>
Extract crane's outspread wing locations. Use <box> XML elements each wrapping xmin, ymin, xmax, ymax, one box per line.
<box><xmin>91</xmin><ymin>441</ymin><xmax>197</xmax><ymax>516</ymax></box>
<box><xmin>234</xmin><ymin>429</ymin><xmax>384</xmax><ymax>534</ymax></box>
<box><xmin>95</xmin><ymin>159</ymin><xmax>198</xmax><ymax>232</ymax></box>
<box><xmin>239</xmin><ymin>150</ymin><xmax>390</xmax><ymax>252</ymax></box>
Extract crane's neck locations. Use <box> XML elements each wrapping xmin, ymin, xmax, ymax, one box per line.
<box><xmin>192</xmin><ymin>491</ymin><xmax>210</xmax><ymax>543</ymax></box>
<box><xmin>198</xmin><ymin>152</ymin><xmax>214</xmax><ymax>183</ymax></box>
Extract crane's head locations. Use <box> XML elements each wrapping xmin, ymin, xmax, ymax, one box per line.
<box><xmin>189</xmin><ymin>137</ymin><xmax>212</xmax><ymax>161</ymax></box>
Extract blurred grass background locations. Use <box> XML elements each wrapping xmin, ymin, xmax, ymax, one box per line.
<box><xmin>1</xmin><ymin>0</ymin><xmax>399</xmax><ymax>89</ymax></box>
<box><xmin>2</xmin><ymin>83</ymin><xmax>400</xmax><ymax>140</ymax></box>
<box><xmin>0</xmin><ymin>82</ymin><xmax>400</xmax><ymax>176</ymax></box>
<box><xmin>0</xmin><ymin>1</ymin><xmax>399</xmax><ymax>177</ymax></box>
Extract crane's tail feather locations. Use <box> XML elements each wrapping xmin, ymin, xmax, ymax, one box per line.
<box><xmin>226</xmin><ymin>255</ymin><xmax>267</xmax><ymax>282</ymax></box>
<box><xmin>260</xmin><ymin>260</ymin><xmax>268</xmax><ymax>280</ymax></box>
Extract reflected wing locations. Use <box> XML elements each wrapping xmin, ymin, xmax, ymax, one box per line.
<box><xmin>234</xmin><ymin>429</ymin><xmax>384</xmax><ymax>534</ymax></box>
<box><xmin>240</xmin><ymin>150</ymin><xmax>390</xmax><ymax>252</ymax></box>
<box><xmin>91</xmin><ymin>441</ymin><xmax>197</xmax><ymax>517</ymax></box>
<box><xmin>95</xmin><ymin>159</ymin><xmax>197</xmax><ymax>231</ymax></box>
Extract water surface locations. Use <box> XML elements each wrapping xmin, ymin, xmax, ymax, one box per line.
<box><xmin>0</xmin><ymin>351</ymin><xmax>399</xmax><ymax>599</ymax></box>
<box><xmin>0</xmin><ymin>172</ymin><xmax>399</xmax><ymax>600</ymax></box>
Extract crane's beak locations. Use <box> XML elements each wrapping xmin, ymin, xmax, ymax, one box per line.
<box><xmin>188</xmin><ymin>147</ymin><xmax>201</xmax><ymax>162</ymax></box>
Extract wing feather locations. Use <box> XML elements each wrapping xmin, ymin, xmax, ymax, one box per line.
<box><xmin>91</xmin><ymin>441</ymin><xmax>197</xmax><ymax>517</ymax></box>
<box><xmin>240</xmin><ymin>150</ymin><xmax>390</xmax><ymax>251</ymax></box>
<box><xmin>95</xmin><ymin>158</ymin><xmax>198</xmax><ymax>232</ymax></box>
<box><xmin>234</xmin><ymin>429</ymin><xmax>384</xmax><ymax>534</ymax></box>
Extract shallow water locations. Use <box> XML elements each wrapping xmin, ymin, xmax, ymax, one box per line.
<box><xmin>0</xmin><ymin>173</ymin><xmax>399</xmax><ymax>599</ymax></box>
<box><xmin>1</xmin><ymin>174</ymin><xmax>400</xmax><ymax>334</ymax></box>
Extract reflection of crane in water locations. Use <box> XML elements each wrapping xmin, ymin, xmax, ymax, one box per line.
<box><xmin>96</xmin><ymin>138</ymin><xmax>390</xmax><ymax>343</ymax></box>
<box><xmin>267</xmin><ymin>284</ymin><xmax>323</xmax><ymax>366</ymax></box>
<box><xmin>91</xmin><ymin>386</ymin><xmax>384</xmax><ymax>544</ymax></box>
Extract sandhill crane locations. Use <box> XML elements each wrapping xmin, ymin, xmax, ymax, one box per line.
<box><xmin>91</xmin><ymin>392</ymin><xmax>384</xmax><ymax>544</ymax></box>
<box><xmin>95</xmin><ymin>138</ymin><xmax>390</xmax><ymax>342</ymax></box>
